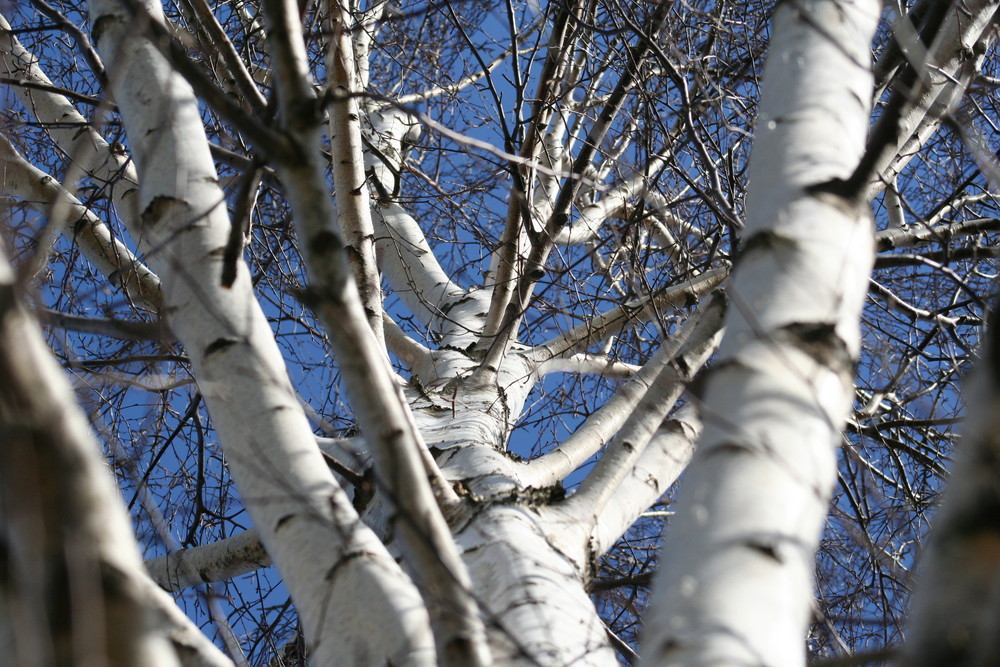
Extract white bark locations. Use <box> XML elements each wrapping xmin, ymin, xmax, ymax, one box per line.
<box><xmin>0</xmin><ymin>13</ymin><xmax>143</xmax><ymax>241</ymax></box>
<box><xmin>527</xmin><ymin>293</ymin><xmax>723</xmax><ymax>491</ymax></box>
<box><xmin>524</xmin><ymin>344</ymin><xmax>675</xmax><ymax>489</ymax></box>
<box><xmin>363</xmin><ymin>109</ymin><xmax>493</xmax><ymax>349</ymax></box>
<box><xmin>326</xmin><ymin>0</ymin><xmax>386</xmax><ymax>354</ymax></box>
<box><xmin>256</xmin><ymin>0</ymin><xmax>489</xmax><ymax>661</ymax></box>
<box><xmin>88</xmin><ymin>1</ymin><xmax>436</xmax><ymax>663</ymax></box>
<box><xmin>145</xmin><ymin>529</ymin><xmax>270</xmax><ymax>592</ymax></box>
<box><xmin>552</xmin><ymin>163</ymin><xmax>668</xmax><ymax>247</ymax></box>
<box><xmin>527</xmin><ymin>267</ymin><xmax>727</xmax><ymax>364</ymax></box>
<box><xmin>561</xmin><ymin>294</ymin><xmax>724</xmax><ymax>527</ymax></box>
<box><xmin>591</xmin><ymin>406</ymin><xmax>700</xmax><ymax>558</ymax></box>
<box><xmin>536</xmin><ymin>354</ymin><xmax>640</xmax><ymax>379</ymax></box>
<box><xmin>866</xmin><ymin>0</ymin><xmax>998</xmax><ymax>198</ymax></box>
<box><xmin>642</xmin><ymin>1</ymin><xmax>880</xmax><ymax>664</ymax></box>
<box><xmin>7</xmin><ymin>0</ymin><xmax>988</xmax><ymax>663</ymax></box>
<box><xmin>382</xmin><ymin>347</ymin><xmax>622</xmax><ymax>665</ymax></box>
<box><xmin>457</xmin><ymin>505</ymin><xmax>616</xmax><ymax>666</ymax></box>
<box><xmin>0</xmin><ymin>133</ymin><xmax>161</xmax><ymax>309</ymax></box>
<box><xmin>373</xmin><ymin>202</ymin><xmax>488</xmax><ymax>347</ymax></box>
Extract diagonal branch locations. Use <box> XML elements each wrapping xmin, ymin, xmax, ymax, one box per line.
<box><xmin>0</xmin><ymin>133</ymin><xmax>162</xmax><ymax>310</ymax></box>
<box><xmin>257</xmin><ymin>0</ymin><xmax>489</xmax><ymax>661</ymax></box>
<box><xmin>524</xmin><ymin>265</ymin><xmax>727</xmax><ymax>365</ymax></box>
<box><xmin>558</xmin><ymin>292</ymin><xmax>724</xmax><ymax>525</ymax></box>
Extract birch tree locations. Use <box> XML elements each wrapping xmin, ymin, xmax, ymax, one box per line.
<box><xmin>0</xmin><ymin>0</ymin><xmax>998</xmax><ymax>665</ymax></box>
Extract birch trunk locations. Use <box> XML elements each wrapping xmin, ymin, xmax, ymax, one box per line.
<box><xmin>3</xmin><ymin>0</ymin><xmax>992</xmax><ymax>663</ymax></box>
<box><xmin>87</xmin><ymin>1</ymin><xmax>435</xmax><ymax>663</ymax></box>
<box><xmin>642</xmin><ymin>1</ymin><xmax>881</xmax><ymax>664</ymax></box>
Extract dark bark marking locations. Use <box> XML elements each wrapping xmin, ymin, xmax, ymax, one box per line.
<box><xmin>805</xmin><ymin>178</ymin><xmax>867</xmax><ymax>214</ymax></box>
<box><xmin>204</xmin><ymin>337</ymin><xmax>239</xmax><ymax>357</ymax></box>
<box><xmin>324</xmin><ymin>550</ymin><xmax>367</xmax><ymax>582</ymax></box>
<box><xmin>781</xmin><ymin>321</ymin><xmax>853</xmax><ymax>371</ymax></box>
<box><xmin>739</xmin><ymin>229</ymin><xmax>797</xmax><ymax>260</ymax></box>
<box><xmin>309</xmin><ymin>229</ymin><xmax>343</xmax><ymax>255</ymax></box>
<box><xmin>352</xmin><ymin>467</ymin><xmax>376</xmax><ymax>514</ymax></box>
<box><xmin>90</xmin><ymin>14</ymin><xmax>119</xmax><ymax>45</ymax></box>
<box><xmin>704</xmin><ymin>441</ymin><xmax>753</xmax><ymax>459</ymax></box>
<box><xmin>141</xmin><ymin>195</ymin><xmax>182</xmax><ymax>227</ymax></box>
<box><xmin>745</xmin><ymin>538</ymin><xmax>783</xmax><ymax>563</ymax></box>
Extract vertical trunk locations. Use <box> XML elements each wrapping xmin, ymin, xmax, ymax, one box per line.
<box><xmin>642</xmin><ymin>1</ymin><xmax>880</xmax><ymax>664</ymax></box>
<box><xmin>405</xmin><ymin>354</ymin><xmax>619</xmax><ymax>666</ymax></box>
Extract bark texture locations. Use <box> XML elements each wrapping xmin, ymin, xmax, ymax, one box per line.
<box><xmin>643</xmin><ymin>1</ymin><xmax>881</xmax><ymax>664</ymax></box>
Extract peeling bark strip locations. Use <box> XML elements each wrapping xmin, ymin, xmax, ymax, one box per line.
<box><xmin>643</xmin><ymin>1</ymin><xmax>880</xmax><ymax>665</ymax></box>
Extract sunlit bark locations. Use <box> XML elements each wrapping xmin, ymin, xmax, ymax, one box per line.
<box><xmin>0</xmin><ymin>0</ymin><xmax>996</xmax><ymax>663</ymax></box>
<box><xmin>643</xmin><ymin>1</ymin><xmax>881</xmax><ymax>664</ymax></box>
<box><xmin>88</xmin><ymin>0</ymin><xmax>435</xmax><ymax>663</ymax></box>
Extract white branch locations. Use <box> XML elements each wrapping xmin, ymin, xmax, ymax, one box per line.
<box><xmin>526</xmin><ymin>266</ymin><xmax>727</xmax><ymax>364</ymax></box>
<box><xmin>145</xmin><ymin>530</ymin><xmax>270</xmax><ymax>592</ymax></box>
<box><xmin>383</xmin><ymin>313</ymin><xmax>433</xmax><ymax>370</ymax></box>
<box><xmin>524</xmin><ymin>293</ymin><xmax>724</xmax><ymax>489</ymax></box>
<box><xmin>0</xmin><ymin>133</ymin><xmax>161</xmax><ymax>309</ymax></box>
<box><xmin>591</xmin><ymin>406</ymin><xmax>701</xmax><ymax>557</ymax></box>
<box><xmin>560</xmin><ymin>294</ymin><xmax>723</xmax><ymax>525</ymax></box>
<box><xmin>326</xmin><ymin>0</ymin><xmax>386</xmax><ymax>354</ymax></box>
<box><xmin>867</xmin><ymin>0</ymin><xmax>999</xmax><ymax>199</ymax></box>
<box><xmin>257</xmin><ymin>0</ymin><xmax>488</xmax><ymax>660</ymax></box>
<box><xmin>536</xmin><ymin>353</ymin><xmax>640</xmax><ymax>379</ymax></box>
<box><xmin>0</xmin><ymin>13</ymin><xmax>143</xmax><ymax>240</ymax></box>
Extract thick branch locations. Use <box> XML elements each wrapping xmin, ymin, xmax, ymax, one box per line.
<box><xmin>257</xmin><ymin>0</ymin><xmax>488</xmax><ymax>661</ymax></box>
<box><xmin>325</xmin><ymin>0</ymin><xmax>385</xmax><ymax>353</ymax></box>
<box><xmin>559</xmin><ymin>293</ymin><xmax>724</xmax><ymax>525</ymax></box>
<box><xmin>864</xmin><ymin>0</ymin><xmax>998</xmax><ymax>200</ymax></box>
<box><xmin>523</xmin><ymin>291</ymin><xmax>724</xmax><ymax>489</ymax></box>
<box><xmin>0</xmin><ymin>14</ymin><xmax>143</xmax><ymax>240</ymax></box>
<box><xmin>591</xmin><ymin>406</ymin><xmax>701</xmax><ymax>558</ymax></box>
<box><xmin>145</xmin><ymin>530</ymin><xmax>270</xmax><ymax>592</ymax></box>
<box><xmin>89</xmin><ymin>1</ymin><xmax>436</xmax><ymax>662</ymax></box>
